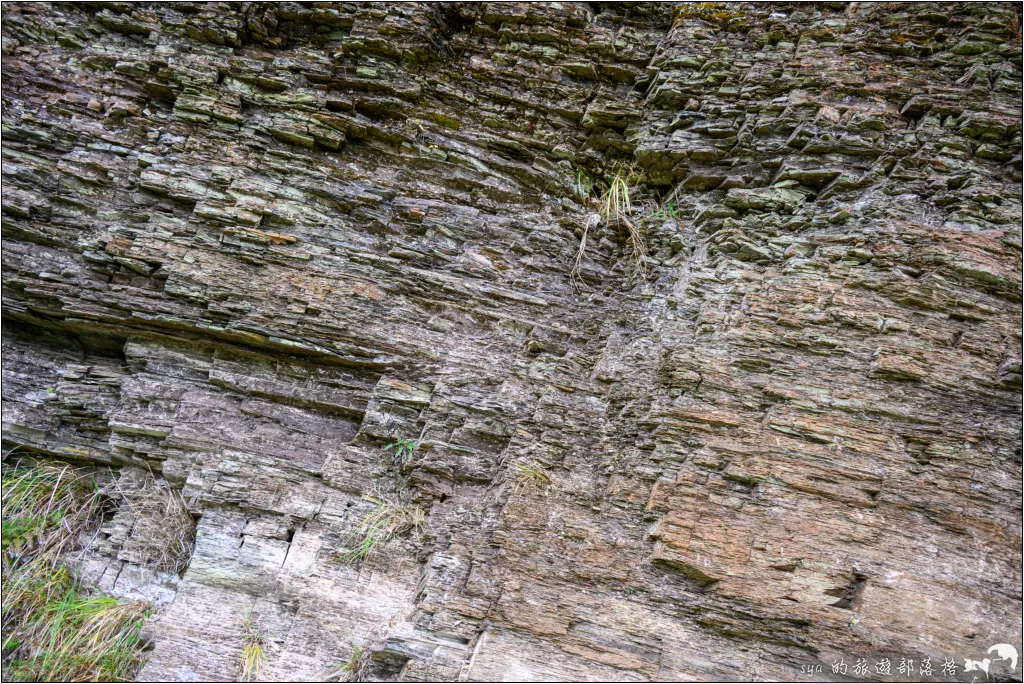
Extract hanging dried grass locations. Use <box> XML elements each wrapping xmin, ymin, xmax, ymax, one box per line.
<box><xmin>571</xmin><ymin>165</ymin><xmax>649</xmax><ymax>287</ymax></box>
<box><xmin>105</xmin><ymin>472</ymin><xmax>195</xmax><ymax>575</ymax></box>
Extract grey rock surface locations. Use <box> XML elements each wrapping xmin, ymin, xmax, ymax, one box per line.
<box><xmin>2</xmin><ymin>2</ymin><xmax>1022</xmax><ymax>681</ymax></box>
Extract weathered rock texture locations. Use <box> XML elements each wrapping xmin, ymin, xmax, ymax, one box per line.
<box><xmin>2</xmin><ymin>2</ymin><xmax>1022</xmax><ymax>681</ymax></box>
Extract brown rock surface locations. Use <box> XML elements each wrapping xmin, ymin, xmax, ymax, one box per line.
<box><xmin>2</xmin><ymin>2</ymin><xmax>1022</xmax><ymax>681</ymax></box>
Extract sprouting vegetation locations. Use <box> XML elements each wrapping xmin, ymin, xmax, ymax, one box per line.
<box><xmin>1</xmin><ymin>459</ymin><xmax>152</xmax><ymax>682</ymax></box>
<box><xmin>336</xmin><ymin>492</ymin><xmax>425</xmax><ymax>566</ymax></box>
<box><xmin>573</xmin><ymin>169</ymin><xmax>590</xmax><ymax>200</ymax></box>
<box><xmin>511</xmin><ymin>462</ymin><xmax>552</xmax><ymax>494</ymax></box>
<box><xmin>384</xmin><ymin>437</ymin><xmax>419</xmax><ymax>465</ymax></box>
<box><xmin>237</xmin><ymin>607</ymin><xmax>266</xmax><ymax>682</ymax></box>
<box><xmin>571</xmin><ymin>165</ymin><xmax>649</xmax><ymax>286</ymax></box>
<box><xmin>648</xmin><ymin>200</ymin><xmax>680</xmax><ymax>220</ymax></box>
<box><xmin>321</xmin><ymin>644</ymin><xmax>364</xmax><ymax>682</ymax></box>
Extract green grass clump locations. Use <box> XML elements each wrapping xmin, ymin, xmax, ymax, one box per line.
<box><xmin>238</xmin><ymin>609</ymin><xmax>266</xmax><ymax>682</ymax></box>
<box><xmin>336</xmin><ymin>493</ymin><xmax>425</xmax><ymax>566</ymax></box>
<box><xmin>4</xmin><ymin>580</ymin><xmax>150</xmax><ymax>682</ymax></box>
<box><xmin>573</xmin><ymin>170</ymin><xmax>590</xmax><ymax>200</ymax></box>
<box><xmin>1</xmin><ymin>461</ymin><xmax>102</xmax><ymax>558</ymax></box>
<box><xmin>2</xmin><ymin>460</ymin><xmax>152</xmax><ymax>682</ymax></box>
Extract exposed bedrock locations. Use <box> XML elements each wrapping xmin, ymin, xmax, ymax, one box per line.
<box><xmin>1</xmin><ymin>2</ymin><xmax>1021</xmax><ymax>681</ymax></box>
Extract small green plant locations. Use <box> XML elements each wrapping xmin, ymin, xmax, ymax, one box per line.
<box><xmin>322</xmin><ymin>644</ymin><xmax>364</xmax><ymax>682</ymax></box>
<box><xmin>384</xmin><ymin>437</ymin><xmax>418</xmax><ymax>464</ymax></box>
<box><xmin>648</xmin><ymin>200</ymin><xmax>679</xmax><ymax>220</ymax></box>
<box><xmin>573</xmin><ymin>170</ymin><xmax>590</xmax><ymax>200</ymax></box>
<box><xmin>511</xmin><ymin>463</ymin><xmax>552</xmax><ymax>494</ymax></box>
<box><xmin>238</xmin><ymin>608</ymin><xmax>266</xmax><ymax>682</ymax></box>
<box><xmin>336</xmin><ymin>493</ymin><xmax>425</xmax><ymax>566</ymax></box>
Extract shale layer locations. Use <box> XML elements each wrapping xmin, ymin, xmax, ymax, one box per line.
<box><xmin>2</xmin><ymin>2</ymin><xmax>1022</xmax><ymax>681</ymax></box>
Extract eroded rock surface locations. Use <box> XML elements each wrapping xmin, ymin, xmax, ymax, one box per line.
<box><xmin>2</xmin><ymin>2</ymin><xmax>1022</xmax><ymax>681</ymax></box>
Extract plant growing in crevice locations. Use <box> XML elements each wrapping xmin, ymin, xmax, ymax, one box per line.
<box><xmin>1</xmin><ymin>459</ymin><xmax>152</xmax><ymax>682</ymax></box>
<box><xmin>571</xmin><ymin>165</ymin><xmax>649</xmax><ymax>286</ymax></box>
<box><xmin>599</xmin><ymin>165</ymin><xmax>633</xmax><ymax>225</ymax></box>
<box><xmin>322</xmin><ymin>644</ymin><xmax>365</xmax><ymax>682</ymax></box>
<box><xmin>336</xmin><ymin>493</ymin><xmax>425</xmax><ymax>566</ymax></box>
<box><xmin>238</xmin><ymin>607</ymin><xmax>266</xmax><ymax>682</ymax></box>
<box><xmin>648</xmin><ymin>200</ymin><xmax>680</xmax><ymax>220</ymax></box>
<box><xmin>384</xmin><ymin>437</ymin><xmax>419</xmax><ymax>465</ymax></box>
<box><xmin>572</xmin><ymin>169</ymin><xmax>591</xmax><ymax>201</ymax></box>
<box><xmin>511</xmin><ymin>462</ymin><xmax>552</xmax><ymax>494</ymax></box>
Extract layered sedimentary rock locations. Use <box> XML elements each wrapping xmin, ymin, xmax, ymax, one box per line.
<box><xmin>2</xmin><ymin>2</ymin><xmax>1022</xmax><ymax>681</ymax></box>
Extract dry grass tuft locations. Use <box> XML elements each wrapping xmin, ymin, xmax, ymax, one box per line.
<box><xmin>336</xmin><ymin>493</ymin><xmax>425</xmax><ymax>566</ymax></box>
<box><xmin>570</xmin><ymin>213</ymin><xmax>602</xmax><ymax>288</ymax></box>
<box><xmin>571</xmin><ymin>165</ymin><xmax>649</xmax><ymax>287</ymax></box>
<box><xmin>511</xmin><ymin>463</ymin><xmax>552</xmax><ymax>495</ymax></box>
<box><xmin>106</xmin><ymin>472</ymin><xmax>195</xmax><ymax>575</ymax></box>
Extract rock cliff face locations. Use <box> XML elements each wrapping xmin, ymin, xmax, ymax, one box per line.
<box><xmin>2</xmin><ymin>2</ymin><xmax>1022</xmax><ymax>681</ymax></box>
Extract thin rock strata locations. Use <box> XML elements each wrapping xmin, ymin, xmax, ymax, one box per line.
<box><xmin>2</xmin><ymin>2</ymin><xmax>1022</xmax><ymax>681</ymax></box>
